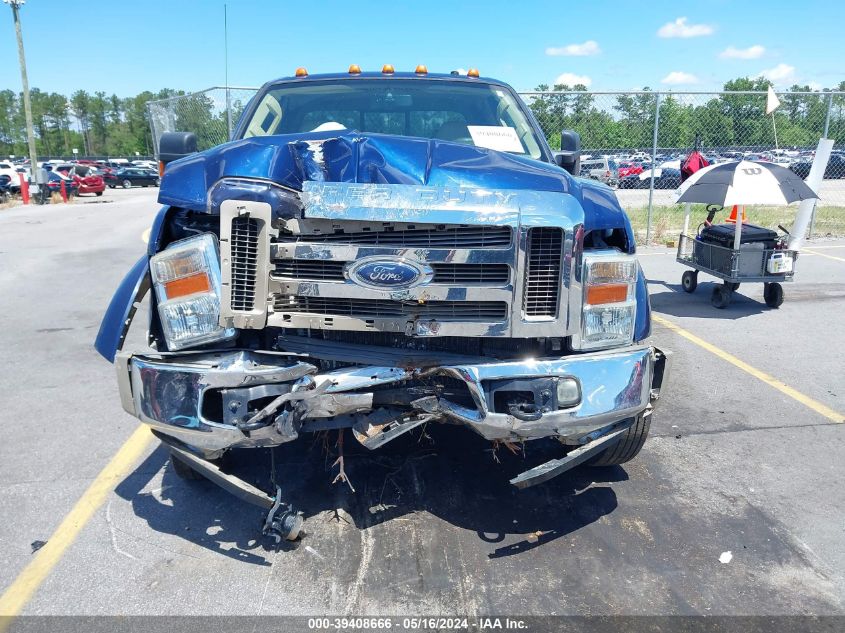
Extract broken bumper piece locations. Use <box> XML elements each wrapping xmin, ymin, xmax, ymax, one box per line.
<box><xmin>115</xmin><ymin>346</ymin><xmax>669</xmax><ymax>456</ymax></box>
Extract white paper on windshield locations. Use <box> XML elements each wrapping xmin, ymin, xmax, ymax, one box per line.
<box><xmin>467</xmin><ymin>126</ymin><xmax>524</xmax><ymax>153</ymax></box>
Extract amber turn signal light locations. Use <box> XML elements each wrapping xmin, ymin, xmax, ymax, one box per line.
<box><xmin>164</xmin><ymin>272</ymin><xmax>212</xmax><ymax>299</ymax></box>
<box><xmin>348</xmin><ymin>64</ymin><xmax>362</xmax><ymax>74</ymax></box>
<box><xmin>586</xmin><ymin>284</ymin><xmax>629</xmax><ymax>305</ymax></box>
<box><xmin>382</xmin><ymin>64</ymin><xmax>395</xmax><ymax>74</ymax></box>
<box><xmin>294</xmin><ymin>67</ymin><xmax>308</xmax><ymax>77</ymax></box>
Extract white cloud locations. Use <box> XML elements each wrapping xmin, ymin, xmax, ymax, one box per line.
<box><xmin>546</xmin><ymin>40</ymin><xmax>601</xmax><ymax>57</ymax></box>
<box><xmin>657</xmin><ymin>17</ymin><xmax>714</xmax><ymax>38</ymax></box>
<box><xmin>719</xmin><ymin>45</ymin><xmax>765</xmax><ymax>60</ymax></box>
<box><xmin>661</xmin><ymin>71</ymin><xmax>700</xmax><ymax>85</ymax></box>
<box><xmin>807</xmin><ymin>81</ymin><xmax>823</xmax><ymax>92</ymax></box>
<box><xmin>758</xmin><ymin>63</ymin><xmax>796</xmax><ymax>84</ymax></box>
<box><xmin>553</xmin><ymin>72</ymin><xmax>592</xmax><ymax>87</ymax></box>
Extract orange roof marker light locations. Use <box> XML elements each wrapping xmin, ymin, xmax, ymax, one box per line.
<box><xmin>348</xmin><ymin>64</ymin><xmax>362</xmax><ymax>75</ymax></box>
<box><xmin>467</xmin><ymin>68</ymin><xmax>480</xmax><ymax>78</ymax></box>
<box><xmin>382</xmin><ymin>64</ymin><xmax>395</xmax><ymax>75</ymax></box>
<box><xmin>294</xmin><ymin>67</ymin><xmax>308</xmax><ymax>77</ymax></box>
<box><xmin>415</xmin><ymin>65</ymin><xmax>428</xmax><ymax>75</ymax></box>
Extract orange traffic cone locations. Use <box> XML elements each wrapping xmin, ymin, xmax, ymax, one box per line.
<box><xmin>725</xmin><ymin>205</ymin><xmax>747</xmax><ymax>224</ymax></box>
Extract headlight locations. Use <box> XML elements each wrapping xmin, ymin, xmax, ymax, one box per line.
<box><xmin>572</xmin><ymin>251</ymin><xmax>637</xmax><ymax>351</ymax></box>
<box><xmin>150</xmin><ymin>233</ymin><xmax>236</xmax><ymax>351</ymax></box>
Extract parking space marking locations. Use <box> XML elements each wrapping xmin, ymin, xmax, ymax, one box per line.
<box><xmin>653</xmin><ymin>315</ymin><xmax>844</xmax><ymax>424</ymax></box>
<box><xmin>804</xmin><ymin>248</ymin><xmax>845</xmax><ymax>263</ymax></box>
<box><xmin>0</xmin><ymin>426</ymin><xmax>153</xmax><ymax>623</ymax></box>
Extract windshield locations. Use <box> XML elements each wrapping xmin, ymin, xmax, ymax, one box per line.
<box><xmin>240</xmin><ymin>79</ymin><xmax>545</xmax><ymax>160</ymax></box>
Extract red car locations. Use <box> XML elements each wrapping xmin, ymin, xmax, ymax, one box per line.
<box><xmin>74</xmin><ymin>173</ymin><xmax>105</xmax><ymax>196</ymax></box>
<box><xmin>54</xmin><ymin>164</ymin><xmax>105</xmax><ymax>196</ymax></box>
<box><xmin>617</xmin><ymin>161</ymin><xmax>647</xmax><ymax>179</ymax></box>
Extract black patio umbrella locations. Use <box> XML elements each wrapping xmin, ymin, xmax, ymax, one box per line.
<box><xmin>676</xmin><ymin>160</ymin><xmax>818</xmax><ymax>206</ymax></box>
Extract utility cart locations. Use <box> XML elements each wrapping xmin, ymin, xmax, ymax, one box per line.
<box><xmin>675</xmin><ymin>203</ymin><xmax>797</xmax><ymax>308</ymax></box>
<box><xmin>673</xmin><ymin>158</ymin><xmax>816</xmax><ymax>309</ymax></box>
<box><xmin>676</xmin><ymin>233</ymin><xmax>797</xmax><ymax>308</ymax></box>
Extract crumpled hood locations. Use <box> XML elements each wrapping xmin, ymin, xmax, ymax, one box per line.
<box><xmin>158</xmin><ymin>131</ymin><xmax>631</xmax><ymax>237</ymax></box>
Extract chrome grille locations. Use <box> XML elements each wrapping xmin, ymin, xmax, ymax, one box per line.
<box><xmin>432</xmin><ymin>263</ymin><xmax>509</xmax><ymax>284</ymax></box>
<box><xmin>273</xmin><ymin>261</ymin><xmax>509</xmax><ymax>285</ymax></box>
<box><xmin>273</xmin><ymin>260</ymin><xmax>345</xmax><ymax>280</ymax></box>
<box><xmin>274</xmin><ymin>296</ymin><xmax>507</xmax><ymax>321</ymax></box>
<box><xmin>229</xmin><ymin>216</ymin><xmax>259</xmax><ymax>311</ymax></box>
<box><xmin>293</xmin><ymin>225</ymin><xmax>511</xmax><ymax>248</ymax></box>
<box><xmin>523</xmin><ymin>227</ymin><xmax>563</xmax><ymax>317</ymax></box>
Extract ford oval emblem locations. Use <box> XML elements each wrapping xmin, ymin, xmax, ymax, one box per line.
<box><xmin>346</xmin><ymin>257</ymin><xmax>433</xmax><ymax>290</ymax></box>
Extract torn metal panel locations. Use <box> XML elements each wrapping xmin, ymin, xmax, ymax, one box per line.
<box><xmin>162</xmin><ymin>438</ymin><xmax>275</xmax><ymax>509</ymax></box>
<box><xmin>509</xmin><ymin>421</ymin><xmax>633</xmax><ymax>489</ymax></box>
<box><xmin>352</xmin><ymin>410</ymin><xmax>431</xmax><ymax>450</ymax></box>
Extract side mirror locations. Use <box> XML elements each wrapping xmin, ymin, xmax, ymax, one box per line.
<box><xmin>554</xmin><ymin>129</ymin><xmax>581</xmax><ymax>176</ymax></box>
<box><xmin>159</xmin><ymin>132</ymin><xmax>198</xmax><ymax>165</ymax></box>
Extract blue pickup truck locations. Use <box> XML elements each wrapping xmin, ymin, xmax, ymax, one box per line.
<box><xmin>96</xmin><ymin>67</ymin><xmax>669</xmax><ymax>541</ymax></box>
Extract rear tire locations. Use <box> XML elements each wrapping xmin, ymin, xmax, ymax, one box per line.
<box><xmin>95</xmin><ymin>191</ymin><xmax>103</xmax><ymax>196</ymax></box>
<box><xmin>122</xmin><ymin>179</ymin><xmax>132</xmax><ymax>189</ymax></box>
<box><xmin>590</xmin><ymin>414</ymin><xmax>651</xmax><ymax>467</ymax></box>
<box><xmin>681</xmin><ymin>270</ymin><xmax>698</xmax><ymax>293</ymax></box>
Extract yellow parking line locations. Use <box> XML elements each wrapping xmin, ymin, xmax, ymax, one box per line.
<box><xmin>653</xmin><ymin>315</ymin><xmax>844</xmax><ymax>424</ymax></box>
<box><xmin>0</xmin><ymin>426</ymin><xmax>153</xmax><ymax>623</ymax></box>
<box><xmin>804</xmin><ymin>248</ymin><xmax>845</xmax><ymax>263</ymax></box>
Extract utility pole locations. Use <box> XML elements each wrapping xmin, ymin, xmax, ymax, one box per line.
<box><xmin>5</xmin><ymin>0</ymin><xmax>40</xmax><ymax>184</ymax></box>
<box><xmin>224</xmin><ymin>3</ymin><xmax>232</xmax><ymax>139</ymax></box>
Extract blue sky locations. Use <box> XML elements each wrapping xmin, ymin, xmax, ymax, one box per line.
<box><xmin>1</xmin><ymin>0</ymin><xmax>841</xmax><ymax>96</ymax></box>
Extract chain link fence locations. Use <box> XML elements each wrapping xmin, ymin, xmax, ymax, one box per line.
<box><xmin>147</xmin><ymin>86</ymin><xmax>258</xmax><ymax>153</ymax></box>
<box><xmin>148</xmin><ymin>87</ymin><xmax>845</xmax><ymax>242</ymax></box>
<box><xmin>525</xmin><ymin>90</ymin><xmax>845</xmax><ymax>242</ymax></box>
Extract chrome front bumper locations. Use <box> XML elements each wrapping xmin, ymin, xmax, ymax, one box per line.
<box><xmin>115</xmin><ymin>345</ymin><xmax>670</xmax><ymax>455</ymax></box>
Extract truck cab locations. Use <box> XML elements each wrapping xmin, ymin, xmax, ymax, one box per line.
<box><xmin>96</xmin><ymin>67</ymin><xmax>669</xmax><ymax>539</ymax></box>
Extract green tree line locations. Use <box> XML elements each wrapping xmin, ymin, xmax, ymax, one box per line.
<box><xmin>528</xmin><ymin>77</ymin><xmax>845</xmax><ymax>151</ymax></box>
<box><xmin>0</xmin><ymin>88</ymin><xmax>187</xmax><ymax>157</ymax></box>
<box><xmin>1</xmin><ymin>77</ymin><xmax>843</xmax><ymax>158</ymax></box>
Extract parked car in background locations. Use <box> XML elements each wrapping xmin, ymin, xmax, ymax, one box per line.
<box><xmin>113</xmin><ymin>167</ymin><xmax>161</xmax><ymax>188</ymax></box>
<box><xmin>68</xmin><ymin>165</ymin><xmax>106</xmax><ymax>196</ymax></box>
<box><xmin>617</xmin><ymin>167</ymin><xmax>681</xmax><ymax>189</ymax></box>
<box><xmin>579</xmin><ymin>156</ymin><xmax>618</xmax><ymax>185</ymax></box>
<box><xmin>44</xmin><ymin>170</ymin><xmax>79</xmax><ymax>197</ymax></box>
<box><xmin>100</xmin><ymin>169</ymin><xmax>119</xmax><ymax>188</ymax></box>
<box><xmin>0</xmin><ymin>174</ymin><xmax>10</xmax><ymax>202</ymax></box>
<box><xmin>0</xmin><ymin>161</ymin><xmax>21</xmax><ymax>185</ymax></box>
<box><xmin>617</xmin><ymin>161</ymin><xmax>642</xmax><ymax>179</ymax></box>
<box><xmin>790</xmin><ymin>153</ymin><xmax>845</xmax><ymax>179</ymax></box>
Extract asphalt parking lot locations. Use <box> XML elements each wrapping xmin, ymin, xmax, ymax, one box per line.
<box><xmin>0</xmin><ymin>187</ymin><xmax>843</xmax><ymax>618</ymax></box>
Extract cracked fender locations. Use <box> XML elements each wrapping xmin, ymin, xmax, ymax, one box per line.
<box><xmin>94</xmin><ymin>254</ymin><xmax>150</xmax><ymax>362</ymax></box>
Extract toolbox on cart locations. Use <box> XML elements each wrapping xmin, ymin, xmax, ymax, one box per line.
<box><xmin>694</xmin><ymin>224</ymin><xmax>780</xmax><ymax>276</ymax></box>
<box><xmin>699</xmin><ymin>223</ymin><xmax>779</xmax><ymax>249</ymax></box>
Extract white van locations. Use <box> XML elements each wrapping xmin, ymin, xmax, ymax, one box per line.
<box><xmin>579</xmin><ymin>156</ymin><xmax>618</xmax><ymax>185</ymax></box>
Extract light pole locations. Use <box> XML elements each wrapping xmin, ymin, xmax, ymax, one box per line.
<box><xmin>4</xmin><ymin>0</ymin><xmax>40</xmax><ymax>184</ymax></box>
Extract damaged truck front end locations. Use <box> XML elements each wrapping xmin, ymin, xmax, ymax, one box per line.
<box><xmin>96</xmin><ymin>71</ymin><xmax>669</xmax><ymax>539</ymax></box>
